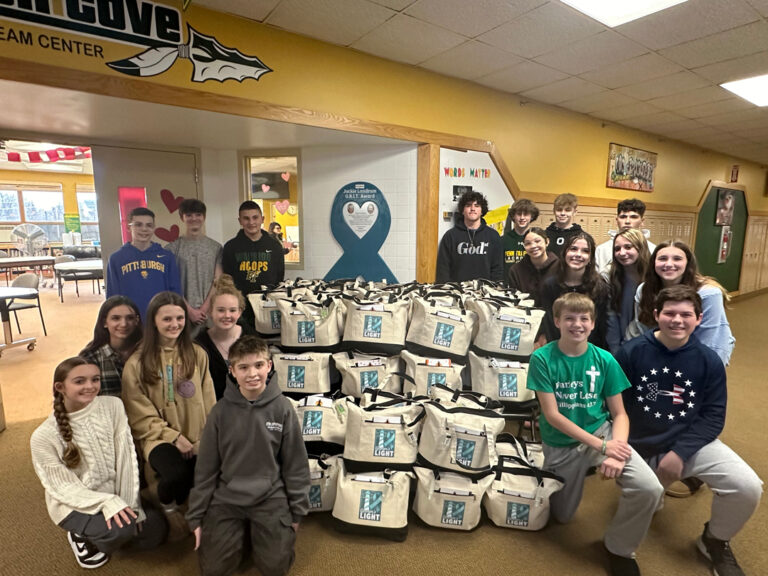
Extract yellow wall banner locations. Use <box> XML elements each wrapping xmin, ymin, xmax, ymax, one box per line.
<box><xmin>0</xmin><ymin>0</ymin><xmax>271</xmax><ymax>83</ymax></box>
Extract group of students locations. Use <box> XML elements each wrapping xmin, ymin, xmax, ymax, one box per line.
<box><xmin>31</xmin><ymin>282</ymin><xmax>309</xmax><ymax>575</ymax></box>
<box><xmin>438</xmin><ymin>190</ymin><xmax>761</xmax><ymax>575</ymax></box>
<box><xmin>29</xmin><ymin>191</ymin><xmax>762</xmax><ymax>576</ymax></box>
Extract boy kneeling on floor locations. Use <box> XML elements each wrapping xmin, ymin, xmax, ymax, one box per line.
<box><xmin>527</xmin><ymin>292</ymin><xmax>664</xmax><ymax>576</ymax></box>
<box><xmin>616</xmin><ymin>285</ymin><xmax>762</xmax><ymax>576</ymax></box>
<box><xmin>186</xmin><ymin>335</ymin><xmax>310</xmax><ymax>576</ymax></box>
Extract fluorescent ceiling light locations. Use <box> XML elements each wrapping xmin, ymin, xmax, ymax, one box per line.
<box><xmin>721</xmin><ymin>74</ymin><xmax>768</xmax><ymax>107</ymax></box>
<box><xmin>559</xmin><ymin>0</ymin><xmax>688</xmax><ymax>27</ymax></box>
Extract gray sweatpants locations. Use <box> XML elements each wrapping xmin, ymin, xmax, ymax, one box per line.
<box><xmin>645</xmin><ymin>439</ymin><xmax>763</xmax><ymax>541</ymax></box>
<box><xmin>543</xmin><ymin>421</ymin><xmax>664</xmax><ymax>558</ymax></box>
<box><xmin>198</xmin><ymin>497</ymin><xmax>297</xmax><ymax>576</ymax></box>
<box><xmin>59</xmin><ymin>506</ymin><xmax>167</xmax><ymax>555</ymax></box>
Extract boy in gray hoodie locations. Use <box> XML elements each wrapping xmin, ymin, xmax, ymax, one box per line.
<box><xmin>187</xmin><ymin>336</ymin><xmax>309</xmax><ymax>576</ymax></box>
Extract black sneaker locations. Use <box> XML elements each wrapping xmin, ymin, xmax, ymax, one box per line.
<box><xmin>605</xmin><ymin>546</ymin><xmax>641</xmax><ymax>576</ymax></box>
<box><xmin>67</xmin><ymin>532</ymin><xmax>109</xmax><ymax>569</ymax></box>
<box><xmin>697</xmin><ymin>523</ymin><xmax>745</xmax><ymax>576</ymax></box>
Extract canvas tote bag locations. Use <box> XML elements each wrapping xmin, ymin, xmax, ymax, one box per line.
<box><xmin>277</xmin><ymin>298</ymin><xmax>345</xmax><ymax>351</ymax></box>
<box><xmin>467</xmin><ymin>299</ymin><xmax>544</xmax><ymax>359</ymax></box>
<box><xmin>343</xmin><ymin>399</ymin><xmax>426</xmax><ymax>472</ymax></box>
<box><xmin>400</xmin><ymin>350</ymin><xmax>464</xmax><ymax>397</ymax></box>
<box><xmin>405</xmin><ymin>297</ymin><xmax>477</xmax><ymax>363</ymax></box>
<box><xmin>292</xmin><ymin>394</ymin><xmax>348</xmax><ymax>445</ymax></box>
<box><xmin>307</xmin><ymin>454</ymin><xmax>342</xmax><ymax>513</ymax></box>
<box><xmin>341</xmin><ymin>296</ymin><xmax>410</xmax><ymax>355</ymax></box>
<box><xmin>272</xmin><ymin>352</ymin><xmax>332</xmax><ymax>395</ymax></box>
<box><xmin>468</xmin><ymin>351</ymin><xmax>535</xmax><ymax>405</ymax></box>
<box><xmin>412</xmin><ymin>466</ymin><xmax>494</xmax><ymax>531</ymax></box>
<box><xmin>332</xmin><ymin>352</ymin><xmax>401</xmax><ymax>398</ymax></box>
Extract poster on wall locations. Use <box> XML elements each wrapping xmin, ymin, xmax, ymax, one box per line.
<box><xmin>324</xmin><ymin>181</ymin><xmax>397</xmax><ymax>283</ymax></box>
<box><xmin>606</xmin><ymin>143</ymin><xmax>656</xmax><ymax>192</ymax></box>
<box><xmin>715</xmin><ymin>189</ymin><xmax>735</xmax><ymax>226</ymax></box>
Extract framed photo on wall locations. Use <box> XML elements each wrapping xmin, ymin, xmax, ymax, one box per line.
<box><xmin>715</xmin><ymin>189</ymin><xmax>735</xmax><ymax>226</ymax></box>
<box><xmin>606</xmin><ymin>143</ymin><xmax>657</xmax><ymax>193</ymax></box>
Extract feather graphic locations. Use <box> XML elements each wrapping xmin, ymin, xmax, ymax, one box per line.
<box><xmin>106</xmin><ymin>24</ymin><xmax>272</xmax><ymax>83</ymax></box>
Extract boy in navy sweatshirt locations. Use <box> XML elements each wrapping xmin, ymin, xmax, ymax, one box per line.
<box><xmin>615</xmin><ymin>285</ymin><xmax>761</xmax><ymax>576</ymax></box>
<box><xmin>187</xmin><ymin>336</ymin><xmax>309</xmax><ymax>576</ymax></box>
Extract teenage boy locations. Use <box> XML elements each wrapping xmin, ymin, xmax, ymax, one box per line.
<box><xmin>527</xmin><ymin>292</ymin><xmax>663</xmax><ymax>576</ymax></box>
<box><xmin>222</xmin><ymin>201</ymin><xmax>285</xmax><ymax>325</ymax></box>
<box><xmin>187</xmin><ymin>335</ymin><xmax>310</xmax><ymax>576</ymax></box>
<box><xmin>546</xmin><ymin>193</ymin><xmax>585</xmax><ymax>257</ymax></box>
<box><xmin>167</xmin><ymin>199</ymin><xmax>222</xmax><ymax>328</ymax></box>
<box><xmin>615</xmin><ymin>286</ymin><xmax>762</xmax><ymax>576</ymax></box>
<box><xmin>595</xmin><ymin>199</ymin><xmax>656</xmax><ymax>275</ymax></box>
<box><xmin>503</xmin><ymin>198</ymin><xmax>540</xmax><ymax>279</ymax></box>
<box><xmin>435</xmin><ymin>190</ymin><xmax>504</xmax><ymax>283</ymax></box>
<box><xmin>106</xmin><ymin>207</ymin><xmax>182</xmax><ymax>322</ymax></box>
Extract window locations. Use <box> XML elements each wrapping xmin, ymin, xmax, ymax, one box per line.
<box><xmin>0</xmin><ymin>190</ymin><xmax>21</xmax><ymax>221</ymax></box>
<box><xmin>77</xmin><ymin>191</ymin><xmax>100</xmax><ymax>242</ymax></box>
<box><xmin>20</xmin><ymin>190</ymin><xmax>65</xmax><ymax>242</ymax></box>
<box><xmin>241</xmin><ymin>152</ymin><xmax>302</xmax><ymax>267</ymax></box>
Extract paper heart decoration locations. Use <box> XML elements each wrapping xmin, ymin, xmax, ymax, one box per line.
<box><xmin>275</xmin><ymin>200</ymin><xmax>290</xmax><ymax>214</ymax></box>
<box><xmin>281</xmin><ymin>172</ymin><xmax>290</xmax><ymax>182</ymax></box>
<box><xmin>261</xmin><ymin>184</ymin><xmax>270</xmax><ymax>193</ymax></box>
<box><xmin>155</xmin><ymin>225</ymin><xmax>180</xmax><ymax>243</ymax></box>
<box><xmin>160</xmin><ymin>189</ymin><xmax>184</xmax><ymax>213</ymax></box>
<box><xmin>343</xmin><ymin>201</ymin><xmax>379</xmax><ymax>239</ymax></box>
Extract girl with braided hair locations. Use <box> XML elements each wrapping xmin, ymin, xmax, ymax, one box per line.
<box><xmin>30</xmin><ymin>358</ymin><xmax>166</xmax><ymax>569</ymax></box>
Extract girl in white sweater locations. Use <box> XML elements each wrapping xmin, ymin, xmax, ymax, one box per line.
<box><xmin>30</xmin><ymin>357</ymin><xmax>166</xmax><ymax>569</ymax></box>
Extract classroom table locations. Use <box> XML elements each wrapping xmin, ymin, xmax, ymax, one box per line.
<box><xmin>0</xmin><ymin>256</ymin><xmax>55</xmax><ymax>285</ymax></box>
<box><xmin>0</xmin><ymin>286</ymin><xmax>37</xmax><ymax>356</ymax></box>
<box><xmin>54</xmin><ymin>259</ymin><xmax>104</xmax><ymax>302</ymax></box>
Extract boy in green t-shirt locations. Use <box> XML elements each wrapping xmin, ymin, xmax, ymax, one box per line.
<box><xmin>527</xmin><ymin>293</ymin><xmax>663</xmax><ymax>576</ymax></box>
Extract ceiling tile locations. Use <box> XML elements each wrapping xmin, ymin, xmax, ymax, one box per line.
<box><xmin>692</xmin><ymin>50</ymin><xmax>768</xmax><ymax>83</ymax></box>
<box><xmin>420</xmin><ymin>41</ymin><xmax>522</xmax><ymax>80</ymax></box>
<box><xmin>666</xmin><ymin>125</ymin><xmax>725</xmax><ymax>141</ymax></box>
<box><xmin>520</xmin><ymin>77</ymin><xmax>605</xmax><ymax>105</ymax></box>
<box><xmin>369</xmin><ymin>0</ymin><xmax>418</xmax><ymax>9</ymax></box>
<box><xmin>676</xmin><ymin>97</ymin><xmax>755</xmax><ymax>119</ymax></box>
<box><xmin>534</xmin><ymin>30</ymin><xmax>648</xmax><ymax>75</ymax></box>
<box><xmin>696</xmin><ymin>108</ymin><xmax>768</xmax><ymax>126</ymax></box>
<box><xmin>478</xmin><ymin>2</ymin><xmax>605</xmax><ymax>59</ymax></box>
<box><xmin>590</xmin><ymin>101</ymin><xmax>663</xmax><ymax>121</ymax></box>
<box><xmin>474</xmin><ymin>60</ymin><xmax>569</xmax><ymax>93</ymax></box>
<box><xmin>659</xmin><ymin>21</ymin><xmax>768</xmax><ymax>68</ymax></box>
<box><xmin>352</xmin><ymin>14</ymin><xmax>466</xmax><ymax>64</ymax></box>
<box><xmin>404</xmin><ymin>0</ymin><xmax>545</xmax><ymax>37</ymax></box>
<box><xmin>652</xmin><ymin>118</ymin><xmax>711</xmax><ymax>136</ymax></box>
<box><xmin>616</xmin><ymin>0</ymin><xmax>760</xmax><ymax>50</ymax></box>
<box><xmin>559</xmin><ymin>90</ymin><xmax>637</xmax><ymax>114</ymax></box>
<box><xmin>646</xmin><ymin>86</ymin><xmax>734</xmax><ymax>111</ymax></box>
<box><xmin>732</xmin><ymin>126</ymin><xmax>768</xmax><ymax>140</ymax></box>
<box><xmin>616</xmin><ymin>71</ymin><xmax>711</xmax><ymax>100</ymax></box>
<box><xmin>194</xmin><ymin>0</ymin><xmax>280</xmax><ymax>21</ymax></box>
<box><xmin>620</xmin><ymin>111</ymin><xmax>691</xmax><ymax>130</ymax></box>
<box><xmin>579</xmin><ymin>53</ymin><xmax>683</xmax><ymax>89</ymax></box>
<box><xmin>265</xmin><ymin>0</ymin><xmax>395</xmax><ymax>46</ymax></box>
<box><xmin>746</xmin><ymin>0</ymin><xmax>768</xmax><ymax>16</ymax></box>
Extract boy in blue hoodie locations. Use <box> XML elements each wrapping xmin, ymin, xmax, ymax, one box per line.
<box><xmin>616</xmin><ymin>285</ymin><xmax>761</xmax><ymax>576</ymax></box>
<box><xmin>105</xmin><ymin>207</ymin><xmax>181</xmax><ymax>322</ymax></box>
<box><xmin>187</xmin><ymin>336</ymin><xmax>309</xmax><ymax>576</ymax></box>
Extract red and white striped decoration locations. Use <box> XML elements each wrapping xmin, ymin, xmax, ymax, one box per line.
<box><xmin>1</xmin><ymin>146</ymin><xmax>91</xmax><ymax>163</ymax></box>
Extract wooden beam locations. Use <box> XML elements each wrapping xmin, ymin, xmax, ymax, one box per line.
<box><xmin>417</xmin><ymin>143</ymin><xmax>440</xmax><ymax>283</ymax></box>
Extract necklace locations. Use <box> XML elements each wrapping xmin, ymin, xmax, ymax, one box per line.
<box><xmin>467</xmin><ymin>228</ymin><xmax>477</xmax><ymax>247</ymax></box>
<box><xmin>210</xmin><ymin>327</ymin><xmax>241</xmax><ymax>360</ymax></box>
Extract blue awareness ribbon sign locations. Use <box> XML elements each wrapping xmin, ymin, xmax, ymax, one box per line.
<box><xmin>324</xmin><ymin>181</ymin><xmax>398</xmax><ymax>283</ymax></box>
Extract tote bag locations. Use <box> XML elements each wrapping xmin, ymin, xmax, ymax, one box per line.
<box><xmin>332</xmin><ymin>352</ymin><xmax>401</xmax><ymax>398</ymax></box>
<box><xmin>467</xmin><ymin>299</ymin><xmax>544</xmax><ymax>359</ymax></box>
<box><xmin>405</xmin><ymin>297</ymin><xmax>477</xmax><ymax>363</ymax></box>
<box><xmin>341</xmin><ymin>297</ymin><xmax>410</xmax><ymax>355</ymax></box>
<box><xmin>277</xmin><ymin>298</ymin><xmax>345</xmax><ymax>351</ymax></box>
<box><xmin>272</xmin><ymin>352</ymin><xmax>332</xmax><ymax>395</ymax></box>
<box><xmin>468</xmin><ymin>351</ymin><xmax>535</xmax><ymax>405</ymax></box>
<box><xmin>412</xmin><ymin>466</ymin><xmax>494</xmax><ymax>531</ymax></box>
<box><xmin>400</xmin><ymin>350</ymin><xmax>464</xmax><ymax>397</ymax></box>
<box><xmin>308</xmin><ymin>454</ymin><xmax>342</xmax><ymax>513</ymax></box>
<box><xmin>292</xmin><ymin>394</ymin><xmax>348</xmax><ymax>445</ymax></box>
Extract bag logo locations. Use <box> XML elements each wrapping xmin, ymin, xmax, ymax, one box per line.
<box><xmin>506</xmin><ymin>502</ymin><xmax>530</xmax><ymax>527</ymax></box>
<box><xmin>297</xmin><ymin>321</ymin><xmax>316</xmax><ymax>343</ymax></box>
<box><xmin>270</xmin><ymin>309</ymin><xmax>282</xmax><ymax>330</ymax></box>
<box><xmin>498</xmin><ymin>374</ymin><xmax>519</xmax><ymax>398</ymax></box>
<box><xmin>500</xmin><ymin>326</ymin><xmax>521</xmax><ymax>351</ymax></box>
<box><xmin>363</xmin><ymin>315</ymin><xmax>383</xmax><ymax>339</ymax></box>
<box><xmin>309</xmin><ymin>485</ymin><xmax>323</xmax><ymax>509</ymax></box>
<box><xmin>433</xmin><ymin>322</ymin><xmax>455</xmax><ymax>348</ymax></box>
<box><xmin>360</xmin><ymin>371</ymin><xmax>379</xmax><ymax>393</ymax></box>
<box><xmin>373</xmin><ymin>429</ymin><xmax>395</xmax><ymax>457</ymax></box>
<box><xmin>427</xmin><ymin>372</ymin><xmax>446</xmax><ymax>393</ymax></box>
<box><xmin>287</xmin><ymin>366</ymin><xmax>305</xmax><ymax>388</ymax></box>
<box><xmin>441</xmin><ymin>500</ymin><xmax>465</xmax><ymax>526</ymax></box>
<box><xmin>302</xmin><ymin>411</ymin><xmax>323</xmax><ymax>435</ymax></box>
<box><xmin>455</xmin><ymin>438</ymin><xmax>476</xmax><ymax>467</ymax></box>
<box><xmin>359</xmin><ymin>489</ymin><xmax>382</xmax><ymax>521</ymax></box>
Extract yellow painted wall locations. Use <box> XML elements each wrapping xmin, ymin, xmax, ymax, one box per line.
<box><xmin>1</xmin><ymin>3</ymin><xmax>766</xmax><ymax>210</ymax></box>
<box><xmin>0</xmin><ymin>169</ymin><xmax>94</xmax><ymax>217</ymax></box>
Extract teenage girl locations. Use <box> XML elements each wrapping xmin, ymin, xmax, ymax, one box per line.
<box><xmin>121</xmin><ymin>291</ymin><xmax>216</xmax><ymax>530</ymax></box>
<box><xmin>631</xmin><ymin>240</ymin><xmax>734</xmax><ymax>365</ymax></box>
<box><xmin>80</xmin><ymin>296</ymin><xmax>143</xmax><ymax>397</ymax></box>
<box><xmin>507</xmin><ymin>226</ymin><xmax>559</xmax><ymax>305</ymax></box>
<box><xmin>30</xmin><ymin>358</ymin><xmax>166</xmax><ymax>569</ymax></box>
<box><xmin>605</xmin><ymin>229</ymin><xmax>651</xmax><ymax>354</ymax></box>
<box><xmin>195</xmin><ymin>274</ymin><xmax>254</xmax><ymax>399</ymax></box>
<box><xmin>538</xmin><ymin>232</ymin><xmax>610</xmax><ymax>349</ymax></box>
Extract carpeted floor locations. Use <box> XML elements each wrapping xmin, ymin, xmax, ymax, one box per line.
<box><xmin>0</xmin><ymin>285</ymin><xmax>764</xmax><ymax>575</ymax></box>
